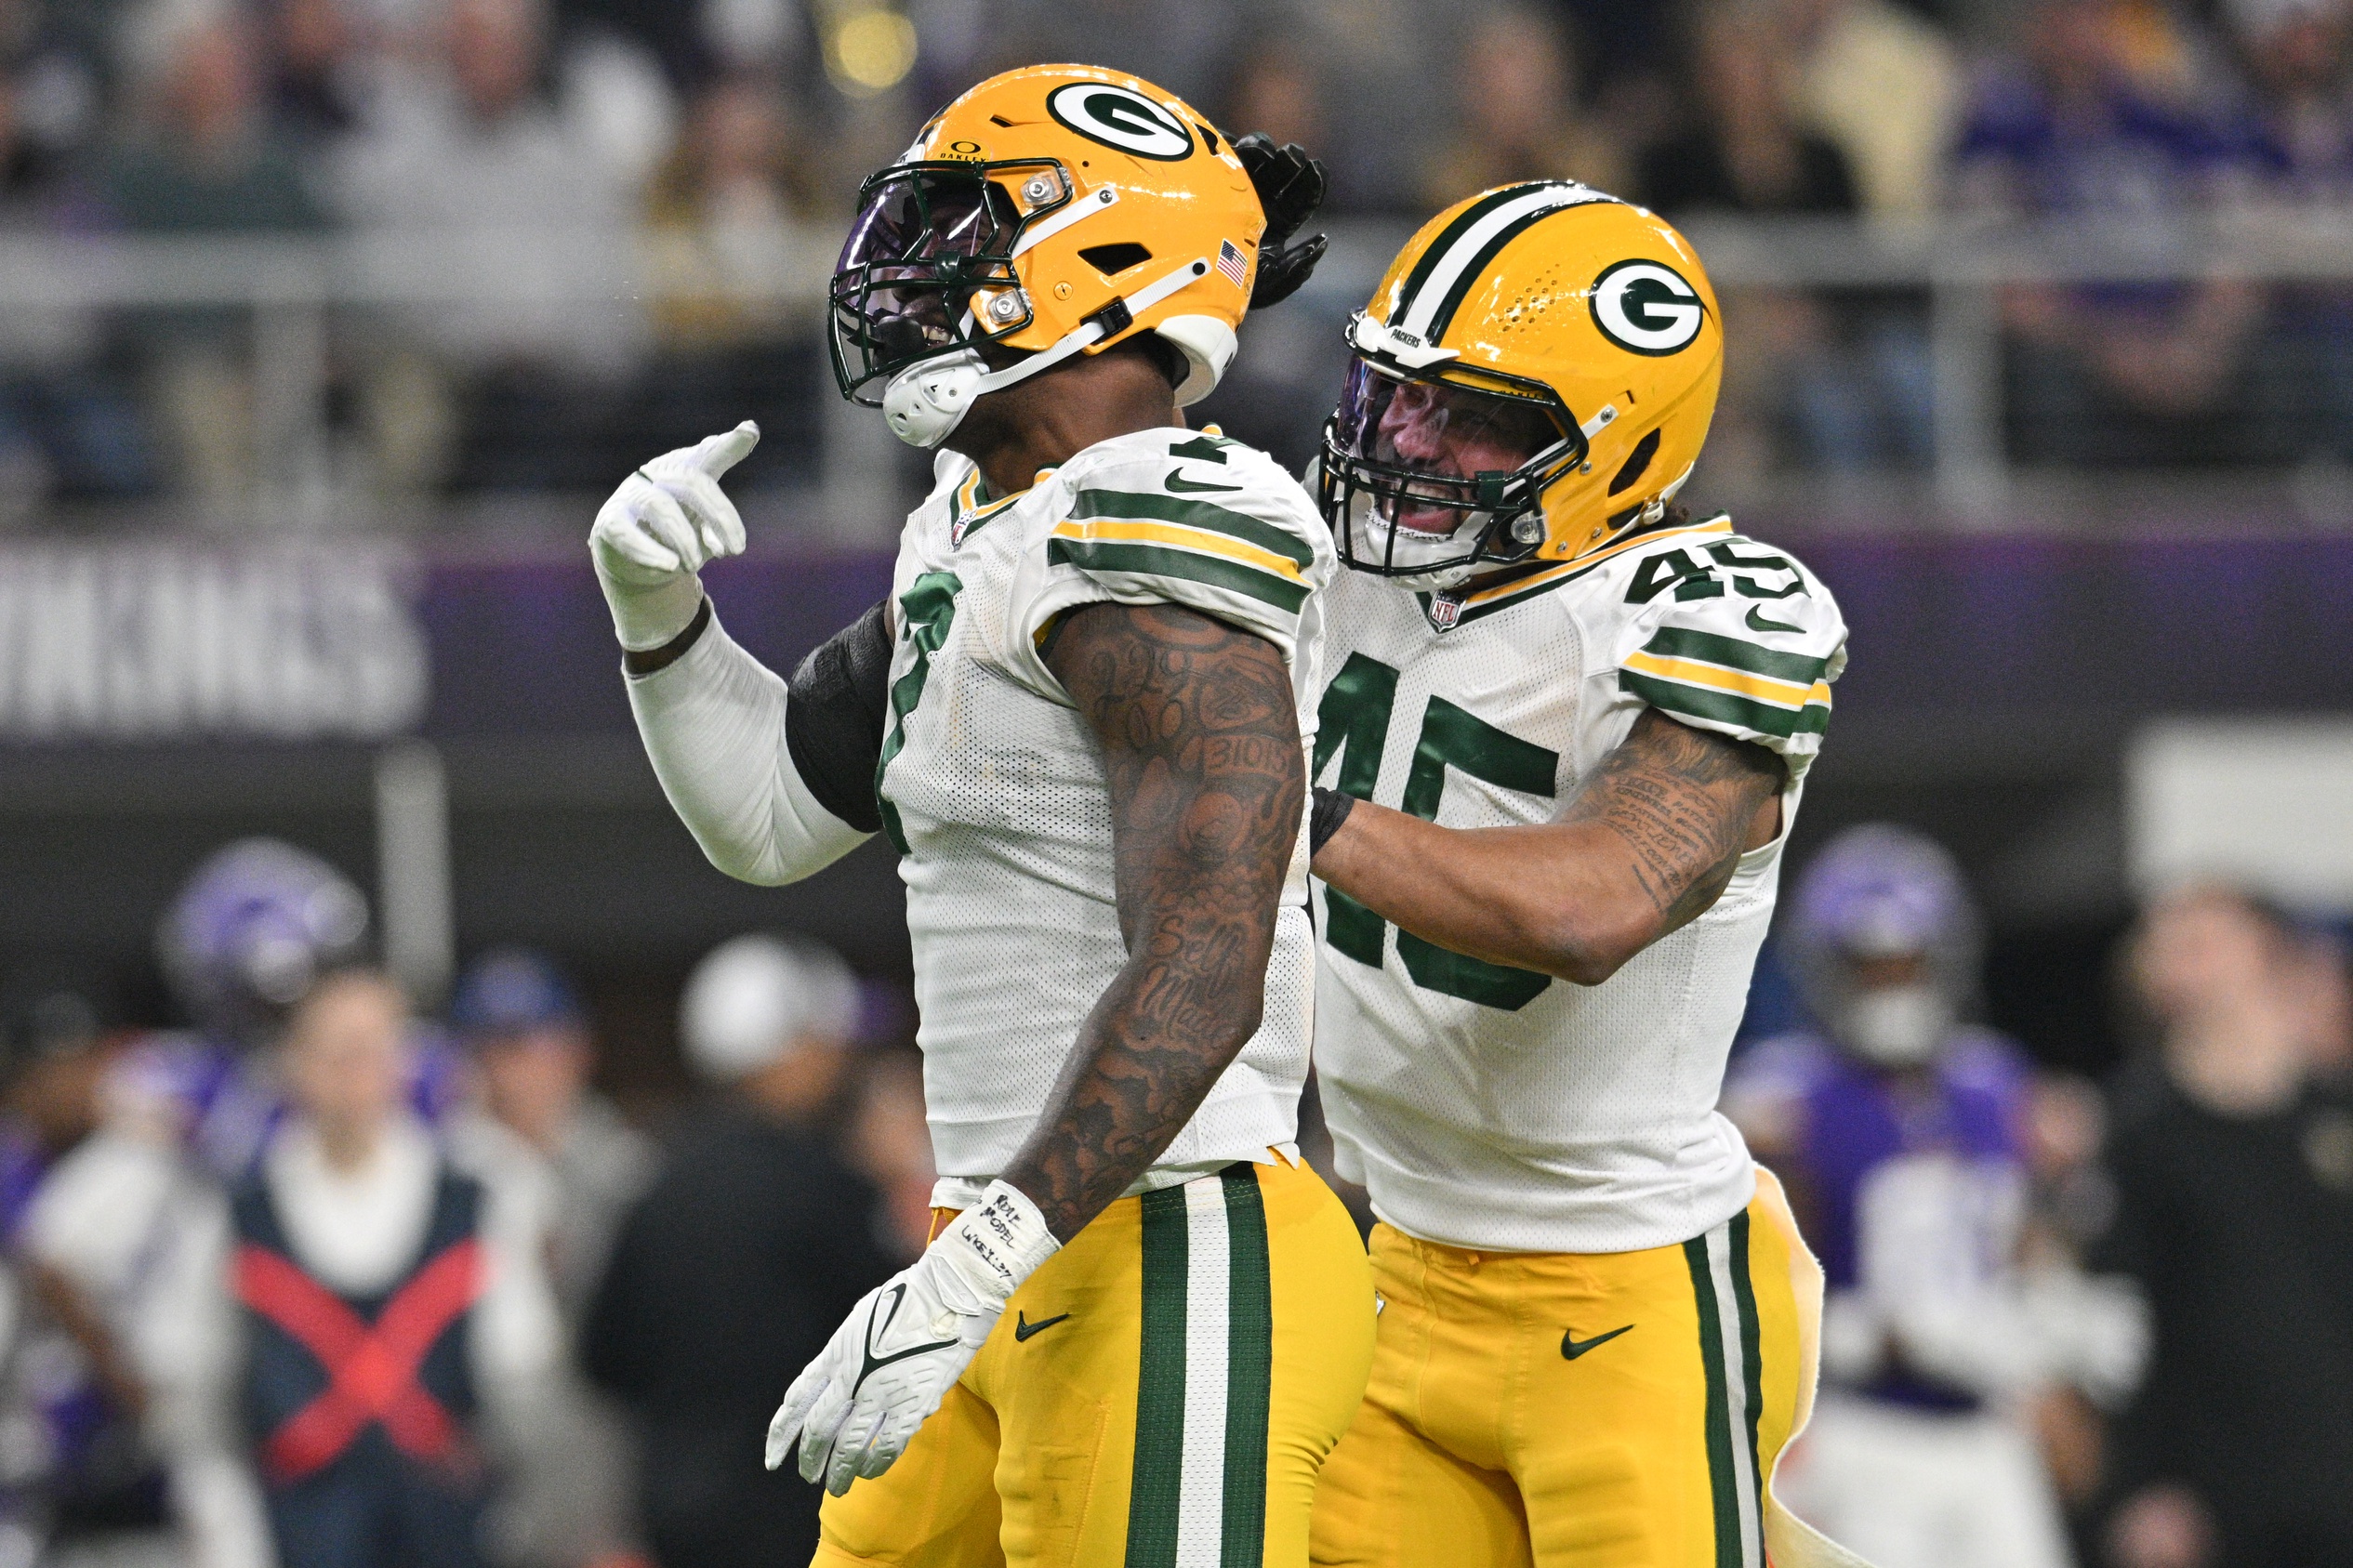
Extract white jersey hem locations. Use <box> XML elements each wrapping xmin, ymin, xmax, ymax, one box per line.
<box><xmin>931</xmin><ymin>1142</ymin><xmax>1300</xmax><ymax>1212</ymax></box>
<box><xmin>1355</xmin><ymin>1144</ymin><xmax>1759</xmax><ymax>1257</ymax></box>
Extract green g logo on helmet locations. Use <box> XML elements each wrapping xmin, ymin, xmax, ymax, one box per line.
<box><xmin>1044</xmin><ymin>83</ymin><xmax>1195</xmax><ymax>161</ymax></box>
<box><xmin>1591</xmin><ymin>260</ymin><xmax>1705</xmax><ymax>356</ymax></box>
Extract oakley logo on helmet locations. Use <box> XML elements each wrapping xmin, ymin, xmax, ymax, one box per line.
<box><xmin>1045</xmin><ymin>83</ymin><xmax>1194</xmax><ymax>161</ymax></box>
<box><xmin>1591</xmin><ymin>260</ymin><xmax>1705</xmax><ymax>356</ymax></box>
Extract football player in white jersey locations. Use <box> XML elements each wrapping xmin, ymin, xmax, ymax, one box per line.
<box><xmin>587</xmin><ymin>66</ymin><xmax>1375</xmax><ymax>1568</ymax></box>
<box><xmin>1297</xmin><ymin>188</ymin><xmax>1867</xmax><ymax>1568</ymax></box>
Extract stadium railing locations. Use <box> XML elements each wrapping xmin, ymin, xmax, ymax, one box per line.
<box><xmin>5</xmin><ymin>210</ymin><xmax>2351</xmax><ymax>530</ymax></box>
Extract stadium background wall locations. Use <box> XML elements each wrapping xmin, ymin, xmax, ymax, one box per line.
<box><xmin>4</xmin><ymin>531</ymin><xmax>2346</xmax><ymax>1093</ymax></box>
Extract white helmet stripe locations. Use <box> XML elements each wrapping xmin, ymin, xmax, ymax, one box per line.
<box><xmin>1395</xmin><ymin>184</ymin><xmax>1613</xmax><ymax>342</ymax></box>
<box><xmin>1011</xmin><ymin>184</ymin><xmax>1120</xmax><ymax>258</ymax></box>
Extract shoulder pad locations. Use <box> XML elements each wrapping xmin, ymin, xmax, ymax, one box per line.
<box><xmin>1604</xmin><ymin>523</ymin><xmax>1846</xmax><ymax>763</ymax></box>
<box><xmin>1007</xmin><ymin>429</ymin><xmax>1330</xmax><ymax>684</ymax></box>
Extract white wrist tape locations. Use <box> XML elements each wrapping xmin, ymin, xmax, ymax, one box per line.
<box><xmin>597</xmin><ymin>562</ymin><xmax>707</xmax><ymax>652</ymax></box>
<box><xmin>934</xmin><ymin>1180</ymin><xmax>1062</xmax><ymax>1312</ymax></box>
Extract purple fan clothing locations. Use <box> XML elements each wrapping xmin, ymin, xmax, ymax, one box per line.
<box><xmin>1735</xmin><ymin>1028</ymin><xmax>2030</xmax><ymax>1409</ymax></box>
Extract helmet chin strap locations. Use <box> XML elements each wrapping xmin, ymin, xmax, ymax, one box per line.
<box><xmin>883</xmin><ymin>258</ymin><xmax>1211</xmax><ymax>449</ymax></box>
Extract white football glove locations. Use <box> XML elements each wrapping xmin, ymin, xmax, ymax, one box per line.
<box><xmin>589</xmin><ymin>421</ymin><xmax>760</xmax><ymax>651</ymax></box>
<box><xmin>766</xmin><ymin>1180</ymin><xmax>1060</xmax><ymax>1495</ymax></box>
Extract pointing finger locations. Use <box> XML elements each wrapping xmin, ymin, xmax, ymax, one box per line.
<box><xmin>691</xmin><ymin>421</ymin><xmax>760</xmax><ymax>481</ymax></box>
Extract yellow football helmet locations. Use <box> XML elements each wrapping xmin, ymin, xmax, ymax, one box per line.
<box><xmin>831</xmin><ymin>64</ymin><xmax>1265</xmax><ymax>448</ymax></box>
<box><xmin>1318</xmin><ymin>183</ymin><xmax>1725</xmax><ymax>585</ymax></box>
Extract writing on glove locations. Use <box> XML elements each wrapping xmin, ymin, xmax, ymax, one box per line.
<box><xmin>765</xmin><ymin>1179</ymin><xmax>1061</xmax><ymax>1495</ymax></box>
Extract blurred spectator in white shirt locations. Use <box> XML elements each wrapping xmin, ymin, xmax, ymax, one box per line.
<box><xmin>448</xmin><ymin>952</ymin><xmax>649</xmax><ymax>1320</ymax></box>
<box><xmin>445</xmin><ymin>951</ymin><xmax>650</xmax><ymax>1568</ymax></box>
<box><xmin>0</xmin><ymin>984</ymin><xmax>247</xmax><ymax>1567</ymax></box>
<box><xmin>14</xmin><ymin>1008</ymin><xmax>271</xmax><ymax>1568</ymax></box>
<box><xmin>329</xmin><ymin>0</ymin><xmax>669</xmax><ymax>494</ymax></box>
<box><xmin>213</xmin><ymin>969</ymin><xmax>564</xmax><ymax>1568</ymax></box>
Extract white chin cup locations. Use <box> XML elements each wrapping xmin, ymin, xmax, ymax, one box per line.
<box><xmin>1353</xmin><ymin>497</ymin><xmax>1485</xmax><ymax>590</ymax></box>
<box><xmin>1840</xmin><ymin>983</ymin><xmax>1954</xmax><ymax>1070</ymax></box>
<box><xmin>883</xmin><ymin>349</ymin><xmax>990</xmax><ymax>449</ymax></box>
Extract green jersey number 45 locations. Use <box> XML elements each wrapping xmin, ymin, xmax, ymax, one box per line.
<box><xmin>1314</xmin><ymin>652</ymin><xmax>1557</xmax><ymax>1011</ymax></box>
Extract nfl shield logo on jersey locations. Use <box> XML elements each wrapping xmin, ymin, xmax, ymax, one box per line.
<box><xmin>1427</xmin><ymin>593</ymin><xmax>1464</xmax><ymax>632</ymax></box>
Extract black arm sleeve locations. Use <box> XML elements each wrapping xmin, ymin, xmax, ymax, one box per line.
<box><xmin>784</xmin><ymin>600</ymin><xmax>892</xmax><ymax>834</ymax></box>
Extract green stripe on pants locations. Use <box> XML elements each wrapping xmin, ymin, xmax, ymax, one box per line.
<box><xmin>1729</xmin><ymin>1210</ymin><xmax>1766</xmax><ymax>1567</ymax></box>
<box><xmin>1685</xmin><ymin>1232</ymin><xmax>1741</xmax><ymax>1568</ymax></box>
<box><xmin>1129</xmin><ymin>1186</ymin><xmax>1191</xmax><ymax>1568</ymax></box>
<box><xmin>1219</xmin><ymin>1167</ymin><xmax>1271</xmax><ymax>1568</ymax></box>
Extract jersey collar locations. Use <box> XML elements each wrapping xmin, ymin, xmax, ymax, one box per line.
<box><xmin>948</xmin><ymin>466</ymin><xmax>1055</xmax><ymax>545</ymax></box>
<box><xmin>1416</xmin><ymin>514</ymin><xmax>1735</xmax><ymax>633</ymax></box>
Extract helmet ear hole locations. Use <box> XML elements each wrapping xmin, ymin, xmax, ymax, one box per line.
<box><xmin>1606</xmin><ymin>428</ymin><xmax>1661</xmax><ymax>496</ymax></box>
<box><xmin>1078</xmin><ymin>242</ymin><xmax>1153</xmax><ymax>277</ymax></box>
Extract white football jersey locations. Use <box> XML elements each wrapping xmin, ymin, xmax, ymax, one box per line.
<box><xmin>879</xmin><ymin>427</ymin><xmax>1334</xmax><ymax>1197</ymax></box>
<box><xmin>1312</xmin><ymin>513</ymin><xmax>1848</xmax><ymax>1254</ymax></box>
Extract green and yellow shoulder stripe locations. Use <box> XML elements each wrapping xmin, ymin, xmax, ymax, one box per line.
<box><xmin>1607</xmin><ymin>528</ymin><xmax>1846</xmax><ymax>754</ymax></box>
<box><xmin>1619</xmin><ymin>625</ymin><xmax>1836</xmax><ymax>743</ymax></box>
<box><xmin>1047</xmin><ymin>487</ymin><xmax>1317</xmax><ymax>616</ymax></box>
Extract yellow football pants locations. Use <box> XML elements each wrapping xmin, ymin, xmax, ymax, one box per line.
<box><xmin>1310</xmin><ymin>1170</ymin><xmax>1829</xmax><ymax>1568</ymax></box>
<box><xmin>815</xmin><ymin>1155</ymin><xmax>1377</xmax><ymax>1568</ymax></box>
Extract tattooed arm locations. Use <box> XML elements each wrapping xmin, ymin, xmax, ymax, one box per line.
<box><xmin>997</xmin><ymin>602</ymin><xmax>1305</xmax><ymax>1243</ymax></box>
<box><xmin>1312</xmin><ymin>708</ymin><xmax>1783</xmax><ymax>987</ymax></box>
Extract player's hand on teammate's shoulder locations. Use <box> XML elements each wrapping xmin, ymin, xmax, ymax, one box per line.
<box><xmin>1232</xmin><ymin>132</ymin><xmax>1329</xmax><ymax>309</ymax></box>
<box><xmin>589</xmin><ymin>421</ymin><xmax>760</xmax><ymax>651</ymax></box>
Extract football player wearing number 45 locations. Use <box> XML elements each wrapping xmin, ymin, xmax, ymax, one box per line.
<box><xmin>1299</xmin><ymin>188</ymin><xmax>1875</xmax><ymax>1568</ymax></box>
<box><xmin>588</xmin><ymin>64</ymin><xmax>1374</xmax><ymax>1568</ymax></box>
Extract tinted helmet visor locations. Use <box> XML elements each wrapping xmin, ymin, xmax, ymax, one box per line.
<box><xmin>1317</xmin><ymin>356</ymin><xmax>1582</xmax><ymax>580</ymax></box>
<box><xmin>829</xmin><ymin>164</ymin><xmax>1033</xmax><ymax>402</ymax></box>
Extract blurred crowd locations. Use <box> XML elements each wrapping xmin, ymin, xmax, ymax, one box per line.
<box><xmin>7</xmin><ymin>0</ymin><xmax>2353</xmax><ymax>519</ymax></box>
<box><xmin>1723</xmin><ymin>828</ymin><xmax>2353</xmax><ymax>1568</ymax></box>
<box><xmin>0</xmin><ymin>821</ymin><xmax>2347</xmax><ymax>1568</ymax></box>
<box><xmin>0</xmin><ymin>839</ymin><xmax>934</xmax><ymax>1568</ymax></box>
